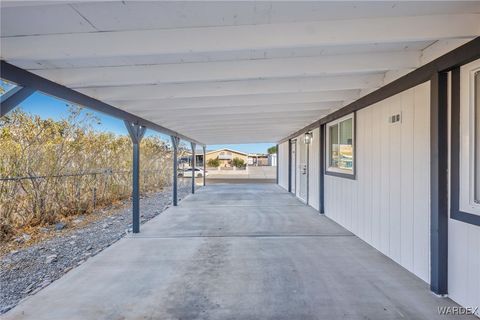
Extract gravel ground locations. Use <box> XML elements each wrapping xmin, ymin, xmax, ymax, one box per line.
<box><xmin>0</xmin><ymin>185</ymin><xmax>192</xmax><ymax>314</ymax></box>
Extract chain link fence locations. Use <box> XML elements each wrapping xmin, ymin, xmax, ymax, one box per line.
<box><xmin>0</xmin><ymin>168</ymin><xmax>174</xmax><ymax>228</ymax></box>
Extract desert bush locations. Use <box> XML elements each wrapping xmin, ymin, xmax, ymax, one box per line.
<box><xmin>207</xmin><ymin>158</ymin><xmax>220</xmax><ymax>167</ymax></box>
<box><xmin>232</xmin><ymin>157</ymin><xmax>245</xmax><ymax>168</ymax></box>
<box><xmin>0</xmin><ymin>107</ymin><xmax>175</xmax><ymax>230</ymax></box>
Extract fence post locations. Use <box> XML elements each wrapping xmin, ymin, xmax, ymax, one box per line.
<box><xmin>191</xmin><ymin>142</ymin><xmax>196</xmax><ymax>194</ymax></box>
<box><xmin>124</xmin><ymin>121</ymin><xmax>146</xmax><ymax>234</ymax></box>
<box><xmin>171</xmin><ymin>136</ymin><xmax>180</xmax><ymax>206</ymax></box>
<box><xmin>92</xmin><ymin>173</ymin><xmax>97</xmax><ymax>209</ymax></box>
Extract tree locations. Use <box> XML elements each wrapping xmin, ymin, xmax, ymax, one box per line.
<box><xmin>207</xmin><ymin>157</ymin><xmax>220</xmax><ymax>168</ymax></box>
<box><xmin>267</xmin><ymin>146</ymin><xmax>277</xmax><ymax>154</ymax></box>
<box><xmin>232</xmin><ymin>157</ymin><xmax>245</xmax><ymax>168</ymax></box>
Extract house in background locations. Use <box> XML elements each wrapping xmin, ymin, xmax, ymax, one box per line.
<box><xmin>247</xmin><ymin>153</ymin><xmax>269</xmax><ymax>166</ymax></box>
<box><xmin>179</xmin><ymin>148</ymin><xmax>205</xmax><ymax>169</ymax></box>
<box><xmin>268</xmin><ymin>153</ymin><xmax>277</xmax><ymax>166</ymax></box>
<box><xmin>205</xmin><ymin>148</ymin><xmax>248</xmax><ymax>168</ymax></box>
<box><xmin>203</xmin><ymin>149</ymin><xmax>278</xmax><ymax>168</ymax></box>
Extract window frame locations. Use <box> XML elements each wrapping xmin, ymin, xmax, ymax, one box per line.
<box><xmin>325</xmin><ymin>113</ymin><xmax>356</xmax><ymax>179</ymax></box>
<box><xmin>451</xmin><ymin>59</ymin><xmax>480</xmax><ymax>227</ymax></box>
<box><xmin>460</xmin><ymin>61</ymin><xmax>480</xmax><ymax>216</ymax></box>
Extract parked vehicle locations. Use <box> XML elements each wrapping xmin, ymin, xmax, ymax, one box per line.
<box><xmin>181</xmin><ymin>168</ymin><xmax>208</xmax><ymax>178</ymax></box>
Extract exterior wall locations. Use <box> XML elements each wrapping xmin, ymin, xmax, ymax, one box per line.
<box><xmin>448</xmin><ymin>220</ymin><xmax>480</xmax><ymax>314</ymax></box>
<box><xmin>278</xmin><ymin>141</ymin><xmax>289</xmax><ymax>190</ymax></box>
<box><xmin>308</xmin><ymin>127</ymin><xmax>320</xmax><ymax>210</ymax></box>
<box><xmin>324</xmin><ymin>82</ymin><xmax>431</xmax><ymax>283</ymax></box>
<box><xmin>277</xmin><ymin>50</ymin><xmax>479</xmax><ymax>312</ymax></box>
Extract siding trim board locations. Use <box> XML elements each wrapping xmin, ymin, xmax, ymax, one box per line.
<box><xmin>319</xmin><ymin>124</ymin><xmax>325</xmax><ymax>213</ymax></box>
<box><xmin>278</xmin><ymin>37</ymin><xmax>480</xmax><ymax>144</ymax></box>
<box><xmin>288</xmin><ymin>140</ymin><xmax>292</xmax><ymax>192</ymax></box>
<box><xmin>276</xmin><ymin>144</ymin><xmax>279</xmax><ymax>185</ymax></box>
<box><xmin>430</xmin><ymin>71</ymin><xmax>449</xmax><ymax>295</ymax></box>
<box><xmin>306</xmin><ymin>136</ymin><xmax>310</xmax><ymax>205</ymax></box>
<box><xmin>451</xmin><ymin>67</ymin><xmax>480</xmax><ymax>227</ymax></box>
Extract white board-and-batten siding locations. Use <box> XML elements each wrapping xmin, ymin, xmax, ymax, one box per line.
<box><xmin>324</xmin><ymin>82</ymin><xmax>431</xmax><ymax>283</ymax></box>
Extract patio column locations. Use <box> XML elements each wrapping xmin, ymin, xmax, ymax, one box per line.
<box><xmin>275</xmin><ymin>144</ymin><xmax>279</xmax><ymax>184</ymax></box>
<box><xmin>191</xmin><ymin>142</ymin><xmax>196</xmax><ymax>194</ymax></box>
<box><xmin>288</xmin><ymin>140</ymin><xmax>292</xmax><ymax>193</ymax></box>
<box><xmin>171</xmin><ymin>136</ymin><xmax>180</xmax><ymax>206</ymax></box>
<box><xmin>319</xmin><ymin>125</ymin><xmax>325</xmax><ymax>214</ymax></box>
<box><xmin>430</xmin><ymin>71</ymin><xmax>449</xmax><ymax>295</ymax></box>
<box><xmin>124</xmin><ymin>121</ymin><xmax>146</xmax><ymax>234</ymax></box>
<box><xmin>203</xmin><ymin>145</ymin><xmax>206</xmax><ymax>186</ymax></box>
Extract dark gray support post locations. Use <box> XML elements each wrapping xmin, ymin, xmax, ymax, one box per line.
<box><xmin>1</xmin><ymin>86</ymin><xmax>35</xmax><ymax>117</ymax></box>
<box><xmin>276</xmin><ymin>144</ymin><xmax>279</xmax><ymax>184</ymax></box>
<box><xmin>430</xmin><ymin>71</ymin><xmax>448</xmax><ymax>295</ymax></box>
<box><xmin>191</xmin><ymin>142</ymin><xmax>196</xmax><ymax>194</ymax></box>
<box><xmin>288</xmin><ymin>140</ymin><xmax>292</xmax><ymax>192</ymax></box>
<box><xmin>124</xmin><ymin>121</ymin><xmax>146</xmax><ymax>234</ymax></box>
<box><xmin>203</xmin><ymin>145</ymin><xmax>206</xmax><ymax>186</ymax></box>
<box><xmin>306</xmin><ymin>139</ymin><xmax>310</xmax><ymax>205</ymax></box>
<box><xmin>319</xmin><ymin>125</ymin><xmax>325</xmax><ymax>213</ymax></box>
<box><xmin>171</xmin><ymin>136</ymin><xmax>180</xmax><ymax>206</ymax></box>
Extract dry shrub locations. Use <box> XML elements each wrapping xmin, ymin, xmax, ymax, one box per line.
<box><xmin>0</xmin><ymin>107</ymin><xmax>179</xmax><ymax>232</ymax></box>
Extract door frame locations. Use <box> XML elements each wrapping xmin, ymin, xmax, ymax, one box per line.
<box><xmin>290</xmin><ymin>139</ymin><xmax>297</xmax><ymax>194</ymax></box>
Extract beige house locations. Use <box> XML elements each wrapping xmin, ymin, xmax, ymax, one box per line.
<box><xmin>247</xmin><ymin>153</ymin><xmax>269</xmax><ymax>166</ymax></box>
<box><xmin>205</xmin><ymin>148</ymin><xmax>248</xmax><ymax>168</ymax></box>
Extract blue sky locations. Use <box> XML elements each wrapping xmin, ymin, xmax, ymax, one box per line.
<box><xmin>2</xmin><ymin>87</ymin><xmax>275</xmax><ymax>154</ymax></box>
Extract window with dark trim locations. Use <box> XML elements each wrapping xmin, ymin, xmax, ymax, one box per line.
<box><xmin>451</xmin><ymin>60</ymin><xmax>480</xmax><ymax>226</ymax></box>
<box><xmin>326</xmin><ymin>113</ymin><xmax>354</xmax><ymax>177</ymax></box>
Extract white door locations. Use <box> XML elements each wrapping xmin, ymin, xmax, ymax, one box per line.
<box><xmin>298</xmin><ymin>138</ymin><xmax>308</xmax><ymax>203</ymax></box>
<box><xmin>290</xmin><ymin>140</ymin><xmax>296</xmax><ymax>194</ymax></box>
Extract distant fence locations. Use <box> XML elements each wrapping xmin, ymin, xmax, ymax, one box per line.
<box><xmin>207</xmin><ymin>167</ymin><xmax>247</xmax><ymax>171</ymax></box>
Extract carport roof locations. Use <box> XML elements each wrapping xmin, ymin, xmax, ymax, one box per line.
<box><xmin>1</xmin><ymin>1</ymin><xmax>480</xmax><ymax>144</ymax></box>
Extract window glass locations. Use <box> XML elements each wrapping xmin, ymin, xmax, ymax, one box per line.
<box><xmin>339</xmin><ymin>118</ymin><xmax>353</xmax><ymax>170</ymax></box>
<box><xmin>329</xmin><ymin>124</ymin><xmax>339</xmax><ymax>168</ymax></box>
<box><xmin>475</xmin><ymin>71</ymin><xmax>480</xmax><ymax>203</ymax></box>
<box><xmin>327</xmin><ymin>114</ymin><xmax>354</xmax><ymax>175</ymax></box>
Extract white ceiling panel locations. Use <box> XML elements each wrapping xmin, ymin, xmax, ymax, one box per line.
<box><xmin>76</xmin><ymin>74</ymin><xmax>384</xmax><ymax>101</ymax></box>
<box><xmin>2</xmin><ymin>14</ymin><xmax>478</xmax><ymax>61</ymax></box>
<box><xmin>5</xmin><ymin>41</ymin><xmax>433</xmax><ymax>70</ymax></box>
<box><xmin>2</xmin><ymin>1</ymin><xmax>479</xmax><ymax>35</ymax></box>
<box><xmin>111</xmin><ymin>90</ymin><xmax>360</xmax><ymax>112</ymax></box>
<box><xmin>1</xmin><ymin>1</ymin><xmax>479</xmax><ymax>144</ymax></box>
<box><xmin>0</xmin><ymin>4</ymin><xmax>95</xmax><ymax>37</ymax></box>
<box><xmin>26</xmin><ymin>52</ymin><xmax>420</xmax><ymax>88</ymax></box>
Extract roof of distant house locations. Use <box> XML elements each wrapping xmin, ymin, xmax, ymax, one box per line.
<box><xmin>206</xmin><ymin>148</ymin><xmax>248</xmax><ymax>156</ymax></box>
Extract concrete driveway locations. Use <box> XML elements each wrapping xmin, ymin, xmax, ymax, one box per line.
<box><xmin>4</xmin><ymin>184</ymin><xmax>474</xmax><ymax>320</ymax></box>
